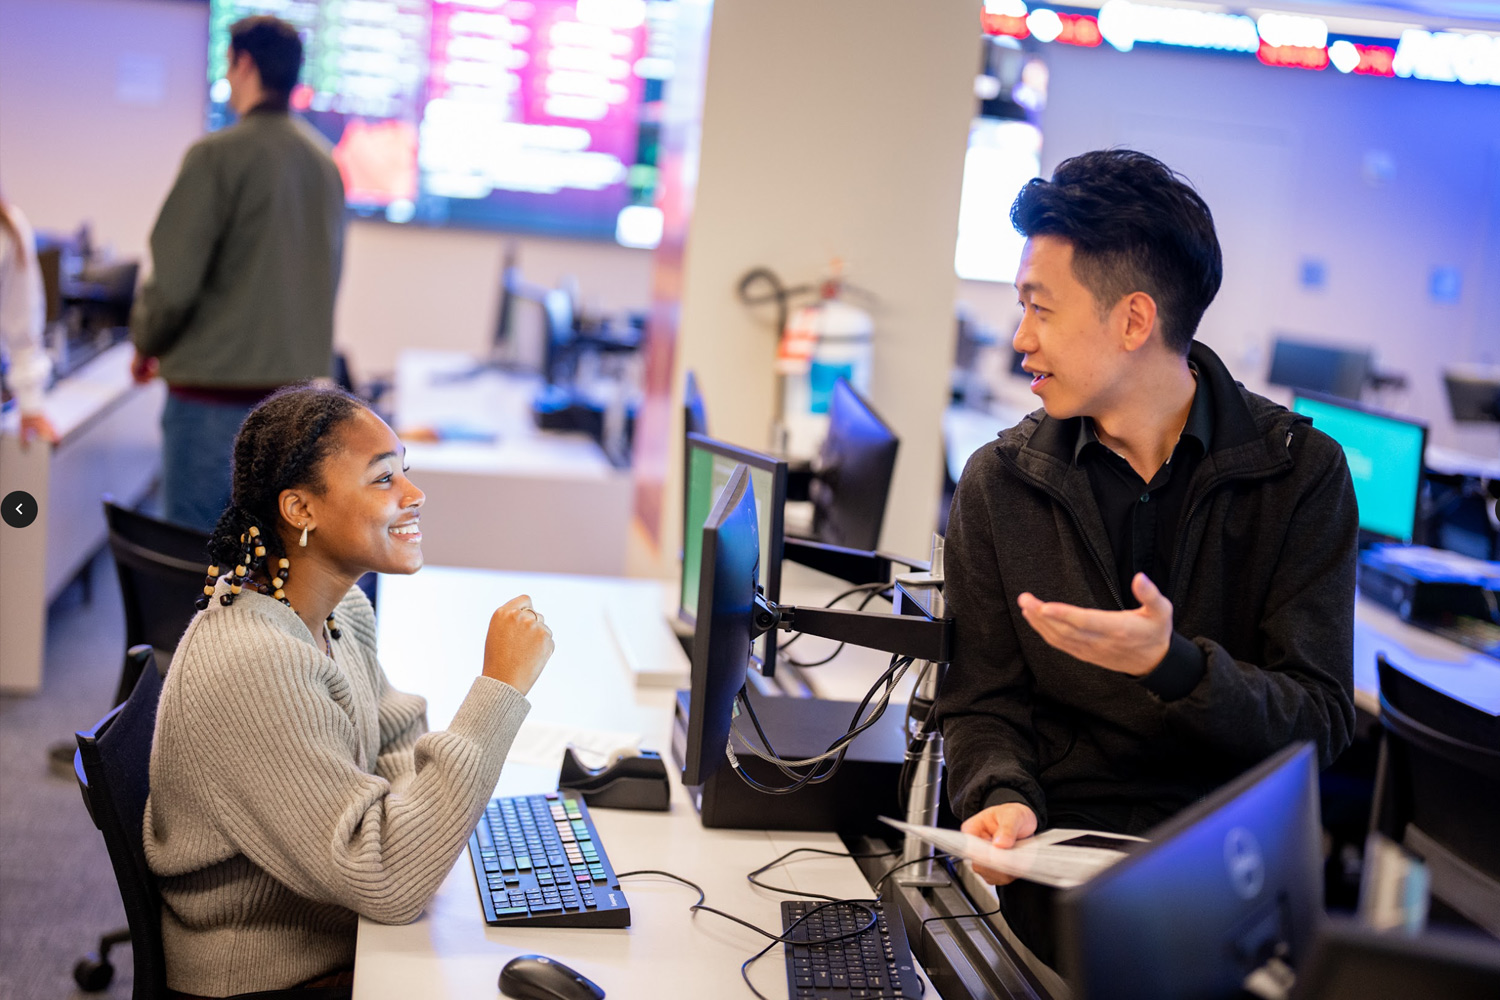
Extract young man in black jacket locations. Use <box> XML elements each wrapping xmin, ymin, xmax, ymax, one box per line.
<box><xmin>934</xmin><ymin>149</ymin><xmax>1357</xmax><ymax>964</ymax></box>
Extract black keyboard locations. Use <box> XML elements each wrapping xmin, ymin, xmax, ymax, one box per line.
<box><xmin>782</xmin><ymin>899</ymin><xmax>922</xmax><ymax>999</ymax></box>
<box><xmin>467</xmin><ymin>790</ymin><xmax>630</xmax><ymax>928</ymax></box>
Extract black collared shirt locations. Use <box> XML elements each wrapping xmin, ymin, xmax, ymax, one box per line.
<box><xmin>1074</xmin><ymin>366</ymin><xmax>1214</xmax><ymax>698</ymax></box>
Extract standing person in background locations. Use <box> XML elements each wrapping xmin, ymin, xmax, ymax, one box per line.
<box><xmin>131</xmin><ymin>15</ymin><xmax>345</xmax><ymax>533</ymax></box>
<box><xmin>0</xmin><ymin>193</ymin><xmax>59</xmax><ymax>449</ymax></box>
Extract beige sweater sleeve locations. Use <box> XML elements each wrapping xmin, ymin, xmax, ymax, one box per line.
<box><xmin>170</xmin><ymin>603</ymin><xmax>527</xmax><ymax>925</ymax></box>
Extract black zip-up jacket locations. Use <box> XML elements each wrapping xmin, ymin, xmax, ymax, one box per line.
<box><xmin>936</xmin><ymin>341</ymin><xmax>1357</xmax><ymax>835</ymax></box>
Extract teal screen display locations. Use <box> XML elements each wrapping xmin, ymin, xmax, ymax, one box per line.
<box><xmin>1292</xmin><ymin>396</ymin><xmax>1425</xmax><ymax>543</ymax></box>
<box><xmin>681</xmin><ymin>442</ymin><xmax>780</xmax><ymax>667</ymax></box>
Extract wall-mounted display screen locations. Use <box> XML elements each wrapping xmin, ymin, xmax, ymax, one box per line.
<box><xmin>208</xmin><ymin>0</ymin><xmax>672</xmax><ymax>246</ymax></box>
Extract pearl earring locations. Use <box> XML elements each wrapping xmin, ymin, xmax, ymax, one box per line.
<box><xmin>299</xmin><ymin>524</ymin><xmax>310</xmax><ymax>548</ymax></box>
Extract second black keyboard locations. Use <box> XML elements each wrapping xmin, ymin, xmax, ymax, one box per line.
<box><xmin>782</xmin><ymin>899</ymin><xmax>922</xmax><ymax>999</ymax></box>
<box><xmin>468</xmin><ymin>790</ymin><xmax>631</xmax><ymax>928</ymax></box>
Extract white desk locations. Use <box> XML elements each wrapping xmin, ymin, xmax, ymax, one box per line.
<box><xmin>356</xmin><ymin>567</ymin><xmax>923</xmax><ymax>1000</ymax></box>
<box><xmin>0</xmin><ymin>342</ymin><xmax>163</xmax><ymax>692</ymax></box>
<box><xmin>393</xmin><ymin>350</ymin><xmax>632</xmax><ymax>577</ymax></box>
<box><xmin>1354</xmin><ymin>596</ymin><xmax>1500</xmax><ymax>717</ymax></box>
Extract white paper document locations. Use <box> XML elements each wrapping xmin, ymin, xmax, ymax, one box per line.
<box><xmin>881</xmin><ymin>817</ymin><xmax>1146</xmax><ymax>889</ymax></box>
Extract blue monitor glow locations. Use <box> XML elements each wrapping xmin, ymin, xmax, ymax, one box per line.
<box><xmin>1292</xmin><ymin>394</ymin><xmax>1427</xmax><ymax>545</ymax></box>
<box><xmin>680</xmin><ymin>463</ymin><xmax>759</xmax><ymax>787</ymax></box>
<box><xmin>1057</xmin><ymin>742</ymin><xmax>1325</xmax><ymax>1000</ymax></box>
<box><xmin>207</xmin><ymin>1</ymin><xmax>671</xmax><ymax>246</ymax></box>
<box><xmin>681</xmin><ymin>433</ymin><xmax>785</xmax><ymax>676</ymax></box>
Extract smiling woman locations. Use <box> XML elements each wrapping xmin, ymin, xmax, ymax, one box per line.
<box><xmin>143</xmin><ymin>383</ymin><xmax>556</xmax><ymax>998</ymax></box>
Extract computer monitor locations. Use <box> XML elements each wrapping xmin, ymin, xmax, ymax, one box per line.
<box><xmin>1057</xmin><ymin>742</ymin><xmax>1325</xmax><ymax>1000</ymax></box>
<box><xmin>680</xmin><ymin>463</ymin><xmax>760</xmax><ymax>787</ymax></box>
<box><xmin>808</xmin><ymin>378</ymin><xmax>900</xmax><ymax>551</ymax></box>
<box><xmin>491</xmin><ymin>244</ymin><xmax>521</xmax><ymax>358</ymax></box>
<box><xmin>1288</xmin><ymin>919</ymin><xmax>1500</xmax><ymax>1000</ymax></box>
<box><xmin>1268</xmin><ymin>337</ymin><xmax>1373</xmax><ymax>401</ymax></box>
<box><xmin>541</xmin><ymin>287</ymin><xmax>576</xmax><ymax>387</ymax></box>
<box><xmin>1292</xmin><ymin>393</ymin><xmax>1427</xmax><ymax>545</ymax></box>
<box><xmin>681</xmin><ymin>433</ymin><xmax>786</xmax><ymax>676</ymax></box>
<box><xmin>1443</xmin><ymin>367</ymin><xmax>1500</xmax><ymax>424</ymax></box>
<box><xmin>683</xmin><ymin>370</ymin><xmax>708</xmax><ymax>437</ymax></box>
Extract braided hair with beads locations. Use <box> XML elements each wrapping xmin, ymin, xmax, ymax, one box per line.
<box><xmin>197</xmin><ymin>383</ymin><xmax>368</xmax><ymax>641</ymax></box>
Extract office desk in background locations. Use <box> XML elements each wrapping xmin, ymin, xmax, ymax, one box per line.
<box><xmin>393</xmin><ymin>350</ymin><xmax>632</xmax><ymax>576</ymax></box>
<box><xmin>359</xmin><ymin>567</ymin><xmax>927</xmax><ymax>1000</ymax></box>
<box><xmin>0</xmin><ymin>342</ymin><xmax>163</xmax><ymax>692</ymax></box>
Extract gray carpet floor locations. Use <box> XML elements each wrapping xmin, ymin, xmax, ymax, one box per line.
<box><xmin>1</xmin><ymin>549</ymin><xmax>136</xmax><ymax>1000</ymax></box>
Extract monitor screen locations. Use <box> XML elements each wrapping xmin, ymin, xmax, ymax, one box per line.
<box><xmin>1267</xmin><ymin>338</ymin><xmax>1372</xmax><ymax>401</ymax></box>
<box><xmin>1057</xmin><ymin>742</ymin><xmax>1325</xmax><ymax>1000</ymax></box>
<box><xmin>680</xmin><ymin>462</ymin><xmax>759</xmax><ymax>787</ymax></box>
<box><xmin>1443</xmin><ymin>367</ymin><xmax>1500</xmax><ymax>424</ymax></box>
<box><xmin>1292</xmin><ymin>394</ymin><xmax>1427</xmax><ymax>545</ymax></box>
<box><xmin>207</xmin><ymin>1</ymin><xmax>671</xmax><ymax>246</ymax></box>
<box><xmin>681</xmin><ymin>433</ymin><xmax>785</xmax><ymax>675</ymax></box>
<box><xmin>808</xmin><ymin>378</ymin><xmax>899</xmax><ymax>552</ymax></box>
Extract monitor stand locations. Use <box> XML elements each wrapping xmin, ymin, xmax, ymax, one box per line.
<box><xmin>669</xmin><ymin>686</ymin><xmax>905</xmax><ymax>833</ymax></box>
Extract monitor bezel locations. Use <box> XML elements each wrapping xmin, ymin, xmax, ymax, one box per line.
<box><xmin>680</xmin><ymin>431</ymin><xmax>786</xmax><ymax>676</ymax></box>
<box><xmin>1057</xmin><ymin>742</ymin><xmax>1324</xmax><ymax>1000</ymax></box>
<box><xmin>1292</xmin><ymin>390</ymin><xmax>1429</xmax><ymax>547</ymax></box>
<box><xmin>681</xmin><ymin>463</ymin><xmax>758</xmax><ymax>788</ymax></box>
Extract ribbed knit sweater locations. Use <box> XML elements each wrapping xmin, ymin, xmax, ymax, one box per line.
<box><xmin>144</xmin><ymin>581</ymin><xmax>529</xmax><ymax>996</ymax></box>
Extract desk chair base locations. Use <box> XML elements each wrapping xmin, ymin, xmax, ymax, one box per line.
<box><xmin>74</xmin><ymin>929</ymin><xmax>131</xmax><ymax>991</ymax></box>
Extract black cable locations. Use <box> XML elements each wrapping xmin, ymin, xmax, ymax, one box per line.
<box><xmin>616</xmin><ymin>868</ymin><xmax>888</xmax><ymax>1000</ymax></box>
<box><xmin>919</xmin><ymin>904</ymin><xmax>1005</xmax><ymax>934</ymax></box>
<box><xmin>745</xmin><ymin>846</ymin><xmax>899</xmax><ymax>900</ymax></box>
<box><xmin>730</xmin><ymin>653</ymin><xmax>912</xmax><ymax>794</ymax></box>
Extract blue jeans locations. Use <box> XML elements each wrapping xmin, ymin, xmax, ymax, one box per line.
<box><xmin>161</xmin><ymin>393</ymin><xmax>257</xmax><ymax>534</ymax></box>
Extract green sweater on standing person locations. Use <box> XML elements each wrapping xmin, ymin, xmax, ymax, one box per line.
<box><xmin>130</xmin><ymin>108</ymin><xmax>345</xmax><ymax>388</ymax></box>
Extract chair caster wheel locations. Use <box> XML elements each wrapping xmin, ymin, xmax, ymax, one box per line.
<box><xmin>74</xmin><ymin>954</ymin><xmax>114</xmax><ymax>992</ymax></box>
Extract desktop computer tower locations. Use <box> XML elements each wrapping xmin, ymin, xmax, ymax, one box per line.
<box><xmin>670</xmin><ymin>687</ymin><xmax>907</xmax><ymax>834</ymax></box>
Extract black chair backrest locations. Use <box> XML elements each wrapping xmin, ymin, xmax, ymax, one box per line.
<box><xmin>76</xmin><ymin>646</ymin><xmax>168</xmax><ymax>1000</ymax></box>
<box><xmin>1375</xmin><ymin>654</ymin><xmax>1500</xmax><ymax>919</ymax></box>
<box><xmin>103</xmin><ymin>499</ymin><xmax>209</xmax><ymax>697</ymax></box>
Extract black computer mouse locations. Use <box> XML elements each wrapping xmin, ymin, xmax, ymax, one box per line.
<box><xmin>499</xmin><ymin>954</ymin><xmax>605</xmax><ymax>1000</ymax></box>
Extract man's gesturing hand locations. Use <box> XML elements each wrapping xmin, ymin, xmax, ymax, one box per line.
<box><xmin>1017</xmin><ymin>572</ymin><xmax>1173</xmax><ymax>678</ymax></box>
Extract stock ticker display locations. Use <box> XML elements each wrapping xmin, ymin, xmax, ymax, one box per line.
<box><xmin>208</xmin><ymin>0</ymin><xmax>672</xmax><ymax>244</ymax></box>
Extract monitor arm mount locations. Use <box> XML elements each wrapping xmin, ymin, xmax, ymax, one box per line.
<box><xmin>753</xmin><ymin>535</ymin><xmax>953</xmax><ymax>885</ymax></box>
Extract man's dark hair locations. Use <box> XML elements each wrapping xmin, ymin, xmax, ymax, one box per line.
<box><xmin>1010</xmin><ymin>149</ymin><xmax>1222</xmax><ymax>355</ymax></box>
<box><xmin>207</xmin><ymin>384</ymin><xmax>365</xmax><ymax>579</ymax></box>
<box><xmin>229</xmin><ymin>15</ymin><xmax>304</xmax><ymax>108</ymax></box>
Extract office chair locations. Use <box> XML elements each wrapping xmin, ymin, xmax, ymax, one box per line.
<box><xmin>1372</xmin><ymin>654</ymin><xmax>1500</xmax><ymax>937</ymax></box>
<box><xmin>102</xmin><ymin>499</ymin><xmax>210</xmax><ymax>706</ymax></box>
<box><xmin>74</xmin><ymin>645</ymin><xmax>350</xmax><ymax>1000</ymax></box>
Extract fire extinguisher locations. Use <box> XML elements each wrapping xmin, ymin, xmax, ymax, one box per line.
<box><xmin>738</xmin><ymin>261</ymin><xmax>875</xmax><ymax>458</ymax></box>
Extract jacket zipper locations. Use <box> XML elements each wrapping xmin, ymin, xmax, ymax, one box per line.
<box><xmin>998</xmin><ymin>429</ymin><xmax>1297</xmax><ymax>611</ymax></box>
<box><xmin>996</xmin><ymin>449</ymin><xmax>1126</xmax><ymax>610</ymax></box>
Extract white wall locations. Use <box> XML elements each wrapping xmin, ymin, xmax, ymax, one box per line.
<box><xmin>960</xmin><ymin>41</ymin><xmax>1500</xmax><ymax>452</ymax></box>
<box><xmin>635</xmin><ymin>0</ymin><xmax>977</xmax><ymax>564</ymax></box>
<box><xmin>0</xmin><ymin>0</ymin><xmax>654</xmax><ymax>386</ymax></box>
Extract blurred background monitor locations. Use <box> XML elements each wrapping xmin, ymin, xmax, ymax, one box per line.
<box><xmin>684</xmin><ymin>369</ymin><xmax>708</xmax><ymax>437</ymax></box>
<box><xmin>679</xmin><ymin>463</ymin><xmax>760</xmax><ymax>787</ymax></box>
<box><xmin>1289</xmin><ymin>920</ymin><xmax>1500</xmax><ymax>1000</ymax></box>
<box><xmin>1443</xmin><ymin>366</ymin><xmax>1500</xmax><ymax>424</ymax></box>
<box><xmin>1268</xmin><ymin>337</ymin><xmax>1373</xmax><ymax>401</ymax></box>
<box><xmin>680</xmin><ymin>433</ymin><xmax>785</xmax><ymax>676</ymax></box>
<box><xmin>1057</xmin><ymin>742</ymin><xmax>1324</xmax><ymax>1000</ymax></box>
<box><xmin>807</xmin><ymin>378</ymin><xmax>899</xmax><ymax>552</ymax></box>
<box><xmin>1293</xmin><ymin>394</ymin><xmax>1427</xmax><ymax>546</ymax></box>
